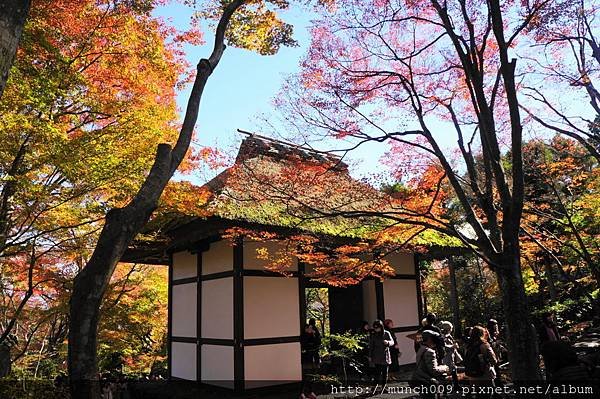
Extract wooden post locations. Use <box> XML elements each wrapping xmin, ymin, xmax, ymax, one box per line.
<box><xmin>375</xmin><ymin>281</ymin><xmax>385</xmax><ymax>321</ymax></box>
<box><xmin>233</xmin><ymin>238</ymin><xmax>244</xmax><ymax>393</ymax></box>
<box><xmin>414</xmin><ymin>254</ymin><xmax>425</xmax><ymax>321</ymax></box>
<box><xmin>167</xmin><ymin>253</ymin><xmax>173</xmax><ymax>379</ymax></box>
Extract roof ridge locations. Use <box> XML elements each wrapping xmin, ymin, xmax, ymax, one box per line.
<box><xmin>236</xmin><ymin>129</ymin><xmax>348</xmax><ymax>170</ymax></box>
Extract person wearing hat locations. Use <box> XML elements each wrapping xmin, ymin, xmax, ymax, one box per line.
<box><xmin>368</xmin><ymin>319</ymin><xmax>395</xmax><ymax>395</ymax></box>
<box><xmin>414</xmin><ymin>313</ymin><xmax>442</xmax><ymax>354</ymax></box>
<box><xmin>411</xmin><ymin>330</ymin><xmax>450</xmax><ymax>394</ymax></box>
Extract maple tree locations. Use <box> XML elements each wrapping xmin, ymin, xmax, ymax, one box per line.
<box><xmin>0</xmin><ymin>0</ymin><xmax>31</xmax><ymax>97</ymax></box>
<box><xmin>0</xmin><ymin>259</ymin><xmax>168</xmax><ymax>379</ymax></box>
<box><xmin>0</xmin><ymin>244</ymin><xmax>69</xmax><ymax>377</ymax></box>
<box><xmin>271</xmin><ymin>0</ymin><xmax>571</xmax><ymax>380</ymax></box>
<box><xmin>422</xmin><ymin>257</ymin><xmax>502</xmax><ymax>329</ymax></box>
<box><xmin>420</xmin><ymin>135</ymin><xmax>599</xmax><ymax>339</ymax></box>
<box><xmin>64</xmin><ymin>1</ymin><xmax>298</xmax><ymax>397</ymax></box>
<box><xmin>519</xmin><ymin>137</ymin><xmax>599</xmax><ymax>297</ymax></box>
<box><xmin>97</xmin><ymin>264</ymin><xmax>168</xmax><ymax>375</ymax></box>
<box><xmin>522</xmin><ymin>0</ymin><xmax>600</xmax><ymax>162</ymax></box>
<box><xmin>0</xmin><ymin>0</ymin><xmax>240</xmax><ymax>388</ymax></box>
<box><xmin>0</xmin><ymin>0</ymin><xmax>192</xmax><ymax>378</ymax></box>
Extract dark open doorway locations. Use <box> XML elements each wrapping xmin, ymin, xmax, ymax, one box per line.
<box><xmin>328</xmin><ymin>285</ymin><xmax>363</xmax><ymax>334</ymax></box>
<box><xmin>305</xmin><ymin>287</ymin><xmax>330</xmax><ymax>336</ymax></box>
<box><xmin>304</xmin><ymin>282</ymin><xmax>364</xmax><ymax>335</ymax></box>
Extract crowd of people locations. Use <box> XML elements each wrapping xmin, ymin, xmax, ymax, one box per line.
<box><xmin>410</xmin><ymin>312</ymin><xmax>599</xmax><ymax>397</ymax></box>
<box><xmin>301</xmin><ymin>312</ymin><xmax>597</xmax><ymax>397</ymax></box>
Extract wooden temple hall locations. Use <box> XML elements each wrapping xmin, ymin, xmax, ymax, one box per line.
<box><xmin>122</xmin><ymin>133</ymin><xmax>454</xmax><ymax>393</ymax></box>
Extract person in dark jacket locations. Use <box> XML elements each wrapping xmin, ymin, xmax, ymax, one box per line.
<box><xmin>384</xmin><ymin>319</ymin><xmax>401</xmax><ymax>372</ymax></box>
<box><xmin>538</xmin><ymin>312</ymin><xmax>561</xmax><ymax>344</ymax></box>
<box><xmin>464</xmin><ymin>326</ymin><xmax>498</xmax><ymax>386</ymax></box>
<box><xmin>368</xmin><ymin>320</ymin><xmax>395</xmax><ymax>394</ymax></box>
<box><xmin>359</xmin><ymin>320</ymin><xmax>371</xmax><ymax>334</ymax></box>
<box><xmin>301</xmin><ymin>324</ymin><xmax>321</xmax><ymax>369</ymax></box>
<box><xmin>308</xmin><ymin>318</ymin><xmax>321</xmax><ymax>340</ymax></box>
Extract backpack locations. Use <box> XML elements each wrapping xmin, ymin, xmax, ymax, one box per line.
<box><xmin>464</xmin><ymin>344</ymin><xmax>484</xmax><ymax>377</ymax></box>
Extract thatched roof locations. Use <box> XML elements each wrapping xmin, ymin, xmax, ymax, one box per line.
<box><xmin>122</xmin><ymin>133</ymin><xmax>461</xmax><ymax>264</ymax></box>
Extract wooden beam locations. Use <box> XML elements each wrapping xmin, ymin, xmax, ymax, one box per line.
<box><xmin>298</xmin><ymin>262</ymin><xmax>306</xmax><ymax>330</ymax></box>
<box><xmin>233</xmin><ymin>238</ymin><xmax>244</xmax><ymax>393</ymax></box>
<box><xmin>167</xmin><ymin>253</ymin><xmax>173</xmax><ymax>379</ymax></box>
<box><xmin>390</xmin><ymin>325</ymin><xmax>421</xmax><ymax>333</ymax></box>
<box><xmin>172</xmin><ymin>276</ymin><xmax>198</xmax><ymax>286</ymax></box>
<box><xmin>375</xmin><ymin>280</ymin><xmax>385</xmax><ymax>321</ymax></box>
<box><xmin>242</xmin><ymin>269</ymin><xmax>299</xmax><ymax>277</ymax></box>
<box><xmin>201</xmin><ymin>270</ymin><xmax>234</xmax><ymax>281</ymax></box>
<box><xmin>199</xmin><ymin>338</ymin><xmax>235</xmax><ymax>346</ymax></box>
<box><xmin>244</xmin><ymin>336</ymin><xmax>300</xmax><ymax>346</ymax></box>
<box><xmin>197</xmin><ymin>250</ymin><xmax>202</xmax><ymax>383</ymax></box>
<box><xmin>171</xmin><ymin>336</ymin><xmax>197</xmax><ymax>343</ymax></box>
<box><xmin>414</xmin><ymin>253</ymin><xmax>425</xmax><ymax>321</ymax></box>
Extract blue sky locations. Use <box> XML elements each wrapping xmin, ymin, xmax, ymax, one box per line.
<box><xmin>154</xmin><ymin>3</ymin><xmax>392</xmax><ymax>183</ymax></box>
<box><xmin>155</xmin><ymin>5</ymin><xmax>314</xmax><ymax>174</ymax></box>
<box><xmin>154</xmin><ymin>3</ymin><xmax>577</xmax><ymax>186</ymax></box>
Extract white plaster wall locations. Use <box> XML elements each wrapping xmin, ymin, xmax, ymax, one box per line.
<box><xmin>201</xmin><ymin>277</ymin><xmax>233</xmax><ymax>339</ymax></box>
<box><xmin>172</xmin><ymin>283</ymin><xmax>197</xmax><ymax>337</ymax></box>
<box><xmin>244</xmin><ymin>342</ymin><xmax>302</xmax><ymax>388</ymax></box>
<box><xmin>244</xmin><ymin>277</ymin><xmax>299</xmax><ymax>339</ymax></box>
<box><xmin>396</xmin><ymin>330</ymin><xmax>417</xmax><ymax>365</ymax></box>
<box><xmin>243</xmin><ymin>240</ymin><xmax>298</xmax><ymax>271</ymax></box>
<box><xmin>202</xmin><ymin>240</ymin><xmax>233</xmax><ymax>275</ymax></box>
<box><xmin>172</xmin><ymin>251</ymin><xmax>197</xmax><ymax>280</ymax></box>
<box><xmin>171</xmin><ymin>342</ymin><xmax>197</xmax><ymax>380</ymax></box>
<box><xmin>384</xmin><ymin>252</ymin><xmax>415</xmax><ymax>275</ymax></box>
<box><xmin>383</xmin><ymin>279</ymin><xmax>419</xmax><ymax>328</ymax></box>
<box><xmin>201</xmin><ymin>344</ymin><xmax>234</xmax><ymax>388</ymax></box>
<box><xmin>362</xmin><ymin>280</ymin><xmax>377</xmax><ymax>323</ymax></box>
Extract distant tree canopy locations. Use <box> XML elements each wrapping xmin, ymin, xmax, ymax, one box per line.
<box><xmin>0</xmin><ymin>0</ymin><xmax>186</xmax><ymax>358</ymax></box>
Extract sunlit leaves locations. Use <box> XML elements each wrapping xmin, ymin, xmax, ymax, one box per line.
<box><xmin>98</xmin><ymin>264</ymin><xmax>168</xmax><ymax>374</ymax></box>
<box><xmin>520</xmin><ymin>136</ymin><xmax>600</xmax><ymax>292</ymax></box>
<box><xmin>197</xmin><ymin>0</ymin><xmax>297</xmax><ymax>55</ymax></box>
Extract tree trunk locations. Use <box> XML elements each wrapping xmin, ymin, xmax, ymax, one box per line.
<box><xmin>447</xmin><ymin>258</ymin><xmax>461</xmax><ymax>337</ymax></box>
<box><xmin>495</xmin><ymin>252</ymin><xmax>541</xmax><ymax>381</ymax></box>
<box><xmin>0</xmin><ymin>0</ymin><xmax>31</xmax><ymax>98</ymax></box>
<box><xmin>0</xmin><ymin>344</ymin><xmax>10</xmax><ymax>377</ymax></box>
<box><xmin>69</xmin><ymin>207</ymin><xmax>157</xmax><ymax>397</ymax></box>
<box><xmin>68</xmin><ymin>2</ymin><xmax>246</xmax><ymax>398</ymax></box>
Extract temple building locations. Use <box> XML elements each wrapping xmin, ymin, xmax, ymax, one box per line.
<box><xmin>122</xmin><ymin>132</ymin><xmax>458</xmax><ymax>393</ymax></box>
